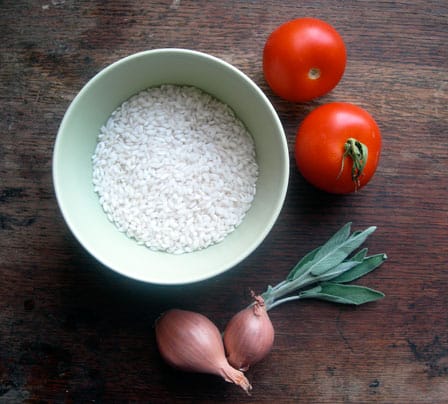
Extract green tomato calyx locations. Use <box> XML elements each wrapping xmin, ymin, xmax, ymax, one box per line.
<box><xmin>338</xmin><ymin>138</ymin><xmax>368</xmax><ymax>190</ymax></box>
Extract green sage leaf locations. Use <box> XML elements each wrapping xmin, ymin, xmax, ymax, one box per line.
<box><xmin>317</xmin><ymin>248</ymin><xmax>369</xmax><ymax>281</ymax></box>
<box><xmin>314</xmin><ymin>222</ymin><xmax>352</xmax><ymax>260</ymax></box>
<box><xmin>317</xmin><ymin>260</ymin><xmax>361</xmax><ymax>282</ymax></box>
<box><xmin>331</xmin><ymin>253</ymin><xmax>387</xmax><ymax>284</ymax></box>
<box><xmin>288</xmin><ymin>223</ymin><xmax>351</xmax><ymax>281</ymax></box>
<box><xmin>286</xmin><ymin>245</ymin><xmax>322</xmax><ymax>281</ymax></box>
<box><xmin>300</xmin><ymin>282</ymin><xmax>385</xmax><ymax>305</ymax></box>
<box><xmin>349</xmin><ymin>248</ymin><xmax>368</xmax><ymax>262</ymax></box>
<box><xmin>309</xmin><ymin>225</ymin><xmax>377</xmax><ymax>276</ymax></box>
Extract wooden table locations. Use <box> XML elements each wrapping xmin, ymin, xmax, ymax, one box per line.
<box><xmin>1</xmin><ymin>1</ymin><xmax>447</xmax><ymax>402</ymax></box>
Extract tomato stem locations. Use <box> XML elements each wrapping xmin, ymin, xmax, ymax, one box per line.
<box><xmin>308</xmin><ymin>67</ymin><xmax>321</xmax><ymax>80</ymax></box>
<box><xmin>338</xmin><ymin>138</ymin><xmax>368</xmax><ymax>190</ymax></box>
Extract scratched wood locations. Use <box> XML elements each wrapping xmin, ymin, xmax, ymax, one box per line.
<box><xmin>1</xmin><ymin>0</ymin><xmax>447</xmax><ymax>402</ymax></box>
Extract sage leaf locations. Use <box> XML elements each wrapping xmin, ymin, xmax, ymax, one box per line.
<box><xmin>288</xmin><ymin>223</ymin><xmax>351</xmax><ymax>281</ymax></box>
<box><xmin>331</xmin><ymin>253</ymin><xmax>387</xmax><ymax>284</ymax></box>
<box><xmin>309</xmin><ymin>225</ymin><xmax>377</xmax><ymax>276</ymax></box>
<box><xmin>300</xmin><ymin>282</ymin><xmax>385</xmax><ymax>305</ymax></box>
<box><xmin>318</xmin><ymin>260</ymin><xmax>362</xmax><ymax>282</ymax></box>
<box><xmin>314</xmin><ymin>222</ymin><xmax>352</xmax><ymax>260</ymax></box>
<box><xmin>316</xmin><ymin>248</ymin><xmax>369</xmax><ymax>281</ymax></box>
<box><xmin>286</xmin><ymin>245</ymin><xmax>322</xmax><ymax>281</ymax></box>
<box><xmin>350</xmin><ymin>248</ymin><xmax>368</xmax><ymax>262</ymax></box>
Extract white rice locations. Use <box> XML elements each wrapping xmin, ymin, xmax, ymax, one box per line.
<box><xmin>92</xmin><ymin>84</ymin><xmax>258</xmax><ymax>254</ymax></box>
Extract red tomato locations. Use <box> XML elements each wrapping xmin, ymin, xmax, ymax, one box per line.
<box><xmin>295</xmin><ymin>103</ymin><xmax>382</xmax><ymax>194</ymax></box>
<box><xmin>263</xmin><ymin>18</ymin><xmax>347</xmax><ymax>102</ymax></box>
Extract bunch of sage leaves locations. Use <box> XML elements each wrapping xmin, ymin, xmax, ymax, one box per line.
<box><xmin>261</xmin><ymin>222</ymin><xmax>386</xmax><ymax>310</ymax></box>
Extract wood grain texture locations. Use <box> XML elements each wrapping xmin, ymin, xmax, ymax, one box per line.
<box><xmin>1</xmin><ymin>0</ymin><xmax>447</xmax><ymax>402</ymax></box>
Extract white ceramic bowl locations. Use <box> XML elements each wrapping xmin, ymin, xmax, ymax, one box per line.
<box><xmin>53</xmin><ymin>48</ymin><xmax>289</xmax><ymax>285</ymax></box>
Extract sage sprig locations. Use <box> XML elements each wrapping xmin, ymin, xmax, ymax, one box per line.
<box><xmin>261</xmin><ymin>223</ymin><xmax>386</xmax><ymax>310</ymax></box>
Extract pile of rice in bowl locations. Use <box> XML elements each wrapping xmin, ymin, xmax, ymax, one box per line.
<box><xmin>92</xmin><ymin>85</ymin><xmax>259</xmax><ymax>254</ymax></box>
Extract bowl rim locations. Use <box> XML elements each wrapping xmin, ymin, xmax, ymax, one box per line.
<box><xmin>53</xmin><ymin>48</ymin><xmax>290</xmax><ymax>285</ymax></box>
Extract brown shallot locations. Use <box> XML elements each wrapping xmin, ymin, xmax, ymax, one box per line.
<box><xmin>155</xmin><ymin>309</ymin><xmax>252</xmax><ymax>394</ymax></box>
<box><xmin>224</xmin><ymin>294</ymin><xmax>274</xmax><ymax>371</ymax></box>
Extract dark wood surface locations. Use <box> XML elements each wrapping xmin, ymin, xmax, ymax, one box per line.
<box><xmin>1</xmin><ymin>1</ymin><xmax>447</xmax><ymax>402</ymax></box>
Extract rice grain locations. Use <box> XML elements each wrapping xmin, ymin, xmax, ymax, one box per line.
<box><xmin>92</xmin><ymin>85</ymin><xmax>258</xmax><ymax>254</ymax></box>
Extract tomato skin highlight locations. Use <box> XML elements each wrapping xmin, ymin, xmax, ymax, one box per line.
<box><xmin>294</xmin><ymin>103</ymin><xmax>382</xmax><ymax>194</ymax></box>
<box><xmin>263</xmin><ymin>18</ymin><xmax>347</xmax><ymax>102</ymax></box>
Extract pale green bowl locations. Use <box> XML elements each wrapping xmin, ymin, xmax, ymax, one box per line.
<box><xmin>53</xmin><ymin>48</ymin><xmax>289</xmax><ymax>285</ymax></box>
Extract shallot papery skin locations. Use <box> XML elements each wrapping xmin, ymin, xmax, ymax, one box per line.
<box><xmin>155</xmin><ymin>309</ymin><xmax>252</xmax><ymax>394</ymax></box>
<box><xmin>224</xmin><ymin>295</ymin><xmax>275</xmax><ymax>371</ymax></box>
